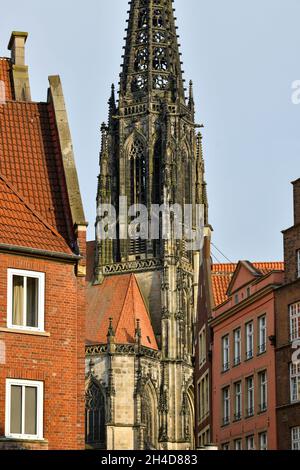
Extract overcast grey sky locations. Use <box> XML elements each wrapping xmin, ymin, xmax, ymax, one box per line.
<box><xmin>1</xmin><ymin>0</ymin><xmax>299</xmax><ymax>262</ymax></box>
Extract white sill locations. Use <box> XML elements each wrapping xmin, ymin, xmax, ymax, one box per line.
<box><xmin>0</xmin><ymin>327</ymin><xmax>50</xmax><ymax>337</ymax></box>
<box><xmin>2</xmin><ymin>436</ymin><xmax>46</xmax><ymax>442</ymax></box>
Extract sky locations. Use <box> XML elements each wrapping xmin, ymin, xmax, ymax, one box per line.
<box><xmin>1</xmin><ymin>0</ymin><xmax>299</xmax><ymax>263</ymax></box>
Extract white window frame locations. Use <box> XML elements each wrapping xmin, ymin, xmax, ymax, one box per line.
<box><xmin>246</xmin><ymin>435</ymin><xmax>255</xmax><ymax>450</ymax></box>
<box><xmin>234</xmin><ymin>328</ymin><xmax>241</xmax><ymax>365</ymax></box>
<box><xmin>222</xmin><ymin>335</ymin><xmax>230</xmax><ymax>372</ymax></box>
<box><xmin>5</xmin><ymin>379</ymin><xmax>44</xmax><ymax>440</ymax></box>
<box><xmin>246</xmin><ymin>322</ymin><xmax>254</xmax><ymax>359</ymax></box>
<box><xmin>290</xmin><ymin>363</ymin><xmax>300</xmax><ymax>403</ymax></box>
<box><xmin>259</xmin><ymin>432</ymin><xmax>268</xmax><ymax>451</ymax></box>
<box><xmin>259</xmin><ymin>371</ymin><xmax>268</xmax><ymax>412</ymax></box>
<box><xmin>258</xmin><ymin>315</ymin><xmax>267</xmax><ymax>354</ymax></box>
<box><xmin>223</xmin><ymin>387</ymin><xmax>230</xmax><ymax>425</ymax></box>
<box><xmin>234</xmin><ymin>381</ymin><xmax>242</xmax><ymax>420</ymax></box>
<box><xmin>291</xmin><ymin>427</ymin><xmax>300</xmax><ymax>450</ymax></box>
<box><xmin>7</xmin><ymin>269</ymin><xmax>45</xmax><ymax>332</ymax></box>
<box><xmin>234</xmin><ymin>439</ymin><xmax>242</xmax><ymax>450</ymax></box>
<box><xmin>246</xmin><ymin>376</ymin><xmax>254</xmax><ymax>417</ymax></box>
<box><xmin>290</xmin><ymin>302</ymin><xmax>300</xmax><ymax>342</ymax></box>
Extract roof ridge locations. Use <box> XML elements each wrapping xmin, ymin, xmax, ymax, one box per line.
<box><xmin>0</xmin><ymin>172</ymin><xmax>71</xmax><ymax>251</ymax></box>
<box><xmin>115</xmin><ymin>275</ymin><xmax>133</xmax><ymax>335</ymax></box>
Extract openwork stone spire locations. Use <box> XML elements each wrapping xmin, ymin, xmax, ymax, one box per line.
<box><xmin>120</xmin><ymin>0</ymin><xmax>186</xmax><ymax>104</ymax></box>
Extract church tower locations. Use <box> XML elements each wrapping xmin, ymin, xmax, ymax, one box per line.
<box><xmin>93</xmin><ymin>0</ymin><xmax>208</xmax><ymax>450</ymax></box>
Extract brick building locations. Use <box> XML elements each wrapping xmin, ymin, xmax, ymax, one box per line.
<box><xmin>0</xmin><ymin>32</ymin><xmax>87</xmax><ymax>449</ymax></box>
<box><xmin>210</xmin><ymin>261</ymin><xmax>283</xmax><ymax>450</ymax></box>
<box><xmin>276</xmin><ymin>179</ymin><xmax>300</xmax><ymax>450</ymax></box>
<box><xmin>194</xmin><ymin>229</ymin><xmax>214</xmax><ymax>448</ymax></box>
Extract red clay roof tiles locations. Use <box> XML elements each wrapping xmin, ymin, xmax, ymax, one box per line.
<box><xmin>87</xmin><ymin>274</ymin><xmax>158</xmax><ymax>350</ymax></box>
<box><xmin>0</xmin><ymin>58</ymin><xmax>13</xmax><ymax>101</ymax></box>
<box><xmin>212</xmin><ymin>262</ymin><xmax>284</xmax><ymax>307</ymax></box>
<box><xmin>0</xmin><ymin>173</ymin><xmax>72</xmax><ymax>254</ymax></box>
<box><xmin>0</xmin><ymin>100</ymin><xmax>72</xmax><ymax>244</ymax></box>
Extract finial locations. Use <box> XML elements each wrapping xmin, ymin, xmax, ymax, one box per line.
<box><xmin>188</xmin><ymin>80</ymin><xmax>195</xmax><ymax>112</ymax></box>
<box><xmin>135</xmin><ymin>319</ymin><xmax>141</xmax><ymax>342</ymax></box>
<box><xmin>107</xmin><ymin>317</ymin><xmax>115</xmax><ymax>338</ymax></box>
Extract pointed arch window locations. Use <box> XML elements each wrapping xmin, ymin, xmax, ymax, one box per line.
<box><xmin>85</xmin><ymin>380</ymin><xmax>106</xmax><ymax>448</ymax></box>
<box><xmin>129</xmin><ymin>138</ymin><xmax>147</xmax><ymax>255</ymax></box>
<box><xmin>129</xmin><ymin>138</ymin><xmax>147</xmax><ymax>206</ymax></box>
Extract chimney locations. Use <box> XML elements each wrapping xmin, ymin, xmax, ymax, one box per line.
<box><xmin>8</xmin><ymin>31</ymin><xmax>31</xmax><ymax>101</ymax></box>
<box><xmin>292</xmin><ymin>178</ymin><xmax>300</xmax><ymax>226</ymax></box>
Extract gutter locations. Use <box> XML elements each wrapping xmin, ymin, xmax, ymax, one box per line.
<box><xmin>0</xmin><ymin>243</ymin><xmax>81</xmax><ymax>262</ymax></box>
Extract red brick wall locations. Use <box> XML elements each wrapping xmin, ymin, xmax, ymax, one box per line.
<box><xmin>275</xmin><ymin>279</ymin><xmax>300</xmax><ymax>449</ymax></box>
<box><xmin>0</xmin><ymin>252</ymin><xmax>85</xmax><ymax>450</ymax></box>
<box><xmin>283</xmin><ymin>227</ymin><xmax>300</xmax><ymax>284</ymax></box>
<box><xmin>293</xmin><ymin>179</ymin><xmax>300</xmax><ymax>226</ymax></box>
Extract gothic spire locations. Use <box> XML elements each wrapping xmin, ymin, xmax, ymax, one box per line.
<box><xmin>119</xmin><ymin>0</ymin><xmax>186</xmax><ymax>105</ymax></box>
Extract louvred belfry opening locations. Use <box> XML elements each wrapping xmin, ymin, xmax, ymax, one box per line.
<box><xmin>120</xmin><ymin>0</ymin><xmax>186</xmax><ymax>104</ymax></box>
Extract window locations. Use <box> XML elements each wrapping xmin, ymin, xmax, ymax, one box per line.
<box><xmin>246</xmin><ymin>322</ymin><xmax>254</xmax><ymax>360</ymax></box>
<box><xmin>258</xmin><ymin>316</ymin><xmax>267</xmax><ymax>354</ymax></box>
<box><xmin>259</xmin><ymin>371</ymin><xmax>268</xmax><ymax>412</ymax></box>
<box><xmin>5</xmin><ymin>379</ymin><xmax>43</xmax><ymax>440</ymax></box>
<box><xmin>7</xmin><ymin>269</ymin><xmax>45</xmax><ymax>332</ymax></box>
<box><xmin>198</xmin><ymin>372</ymin><xmax>209</xmax><ymax>423</ymax></box>
<box><xmin>234</xmin><ymin>294</ymin><xmax>239</xmax><ymax>305</ymax></box>
<box><xmin>234</xmin><ymin>328</ymin><xmax>241</xmax><ymax>366</ymax></box>
<box><xmin>291</xmin><ymin>427</ymin><xmax>300</xmax><ymax>450</ymax></box>
<box><xmin>290</xmin><ymin>363</ymin><xmax>300</xmax><ymax>403</ymax></box>
<box><xmin>246</xmin><ymin>376</ymin><xmax>254</xmax><ymax>417</ymax></box>
<box><xmin>247</xmin><ymin>287</ymin><xmax>251</xmax><ymax>298</ymax></box>
<box><xmin>222</xmin><ymin>442</ymin><xmax>230</xmax><ymax>450</ymax></box>
<box><xmin>85</xmin><ymin>379</ymin><xmax>106</xmax><ymax>447</ymax></box>
<box><xmin>222</xmin><ymin>387</ymin><xmax>230</xmax><ymax>426</ymax></box>
<box><xmin>297</xmin><ymin>250</ymin><xmax>300</xmax><ymax>279</ymax></box>
<box><xmin>198</xmin><ymin>427</ymin><xmax>210</xmax><ymax>448</ymax></box>
<box><xmin>234</xmin><ymin>381</ymin><xmax>242</xmax><ymax>421</ymax></box>
<box><xmin>198</xmin><ymin>327</ymin><xmax>206</xmax><ymax>368</ymax></box>
<box><xmin>290</xmin><ymin>302</ymin><xmax>300</xmax><ymax>341</ymax></box>
<box><xmin>222</xmin><ymin>335</ymin><xmax>230</xmax><ymax>372</ymax></box>
<box><xmin>246</xmin><ymin>435</ymin><xmax>255</xmax><ymax>450</ymax></box>
<box><xmin>234</xmin><ymin>439</ymin><xmax>242</xmax><ymax>450</ymax></box>
<box><xmin>259</xmin><ymin>432</ymin><xmax>268</xmax><ymax>451</ymax></box>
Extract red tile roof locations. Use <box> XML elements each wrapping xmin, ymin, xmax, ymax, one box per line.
<box><xmin>212</xmin><ymin>262</ymin><xmax>284</xmax><ymax>307</ymax></box>
<box><xmin>87</xmin><ymin>274</ymin><xmax>158</xmax><ymax>350</ymax></box>
<box><xmin>0</xmin><ymin>100</ymin><xmax>72</xmax><ymax>242</ymax></box>
<box><xmin>0</xmin><ymin>58</ymin><xmax>13</xmax><ymax>101</ymax></box>
<box><xmin>0</xmin><ymin>173</ymin><xmax>72</xmax><ymax>254</ymax></box>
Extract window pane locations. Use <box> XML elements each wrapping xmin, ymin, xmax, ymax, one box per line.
<box><xmin>25</xmin><ymin>386</ymin><xmax>37</xmax><ymax>435</ymax></box>
<box><xmin>10</xmin><ymin>385</ymin><xmax>22</xmax><ymax>434</ymax></box>
<box><xmin>26</xmin><ymin>277</ymin><xmax>39</xmax><ymax>328</ymax></box>
<box><xmin>12</xmin><ymin>276</ymin><xmax>24</xmax><ymax>326</ymax></box>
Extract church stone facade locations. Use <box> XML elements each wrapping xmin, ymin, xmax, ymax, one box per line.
<box><xmin>85</xmin><ymin>0</ymin><xmax>208</xmax><ymax>451</ymax></box>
